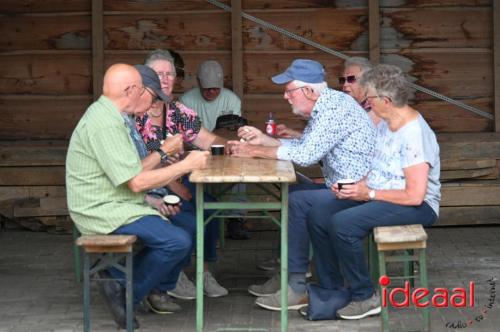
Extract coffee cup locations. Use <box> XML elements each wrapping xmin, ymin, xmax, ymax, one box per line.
<box><xmin>163</xmin><ymin>194</ymin><xmax>180</xmax><ymax>206</ymax></box>
<box><xmin>211</xmin><ymin>145</ymin><xmax>225</xmax><ymax>155</ymax></box>
<box><xmin>337</xmin><ymin>178</ymin><xmax>355</xmax><ymax>190</ymax></box>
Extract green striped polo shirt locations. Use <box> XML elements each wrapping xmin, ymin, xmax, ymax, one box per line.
<box><xmin>66</xmin><ymin>95</ymin><xmax>161</xmax><ymax>235</ymax></box>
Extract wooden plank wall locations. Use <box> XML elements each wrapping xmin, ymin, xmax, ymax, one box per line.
<box><xmin>0</xmin><ymin>0</ymin><xmax>498</xmax><ymax>229</ymax></box>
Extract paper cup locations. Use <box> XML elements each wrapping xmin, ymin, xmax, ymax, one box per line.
<box><xmin>211</xmin><ymin>145</ymin><xmax>225</xmax><ymax>155</ymax></box>
<box><xmin>337</xmin><ymin>179</ymin><xmax>355</xmax><ymax>190</ymax></box>
<box><xmin>163</xmin><ymin>195</ymin><xmax>180</xmax><ymax>206</ymax></box>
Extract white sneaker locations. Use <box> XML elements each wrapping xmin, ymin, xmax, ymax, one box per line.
<box><xmin>204</xmin><ymin>271</ymin><xmax>228</xmax><ymax>297</ymax></box>
<box><xmin>167</xmin><ymin>271</ymin><xmax>196</xmax><ymax>300</ymax></box>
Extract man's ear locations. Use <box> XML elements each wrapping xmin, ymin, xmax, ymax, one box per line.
<box><xmin>303</xmin><ymin>86</ymin><xmax>319</xmax><ymax>101</ymax></box>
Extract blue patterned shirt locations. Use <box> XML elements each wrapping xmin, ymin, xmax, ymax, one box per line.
<box><xmin>277</xmin><ymin>88</ymin><xmax>376</xmax><ymax>187</ymax></box>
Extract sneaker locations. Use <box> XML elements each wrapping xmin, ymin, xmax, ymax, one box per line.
<box><xmin>248</xmin><ymin>273</ymin><xmax>281</xmax><ymax>297</ymax></box>
<box><xmin>257</xmin><ymin>259</ymin><xmax>312</xmax><ymax>279</ymax></box>
<box><xmin>227</xmin><ymin>219</ymin><xmax>250</xmax><ymax>240</ymax></box>
<box><xmin>298</xmin><ymin>305</ymin><xmax>308</xmax><ymax>318</ymax></box>
<box><xmin>204</xmin><ymin>271</ymin><xmax>228</xmax><ymax>297</ymax></box>
<box><xmin>257</xmin><ymin>258</ymin><xmax>280</xmax><ymax>271</ymax></box>
<box><xmin>145</xmin><ymin>291</ymin><xmax>182</xmax><ymax>314</ymax></box>
<box><xmin>337</xmin><ymin>292</ymin><xmax>381</xmax><ymax>320</ymax></box>
<box><xmin>167</xmin><ymin>271</ymin><xmax>196</xmax><ymax>300</ymax></box>
<box><xmin>255</xmin><ymin>286</ymin><xmax>308</xmax><ymax>311</ymax></box>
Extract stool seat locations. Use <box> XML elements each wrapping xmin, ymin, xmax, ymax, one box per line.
<box><xmin>76</xmin><ymin>234</ymin><xmax>137</xmax><ymax>332</ymax></box>
<box><xmin>374</xmin><ymin>224</ymin><xmax>427</xmax><ymax>251</ymax></box>
<box><xmin>76</xmin><ymin>235</ymin><xmax>137</xmax><ymax>253</ymax></box>
<box><xmin>371</xmin><ymin>224</ymin><xmax>430</xmax><ymax>332</ymax></box>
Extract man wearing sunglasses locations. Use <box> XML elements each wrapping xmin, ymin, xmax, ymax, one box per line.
<box><xmin>340</xmin><ymin>57</ymin><xmax>380</xmax><ymax>126</ymax></box>
<box><xmin>229</xmin><ymin>59</ymin><xmax>376</xmax><ymax>311</ymax></box>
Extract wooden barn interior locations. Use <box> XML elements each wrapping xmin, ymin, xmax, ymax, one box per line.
<box><xmin>1</xmin><ymin>0</ymin><xmax>499</xmax><ymax>232</ymax></box>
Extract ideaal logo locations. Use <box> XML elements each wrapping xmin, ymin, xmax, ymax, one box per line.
<box><xmin>378</xmin><ymin>275</ymin><xmax>496</xmax><ymax>329</ymax></box>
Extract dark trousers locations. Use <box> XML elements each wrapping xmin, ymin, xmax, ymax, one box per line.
<box><xmin>307</xmin><ymin>198</ymin><xmax>437</xmax><ymax>301</ymax></box>
<box><xmin>111</xmin><ymin>215</ymin><xmax>191</xmax><ymax>304</ymax></box>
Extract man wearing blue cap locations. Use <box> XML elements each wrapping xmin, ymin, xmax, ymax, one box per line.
<box><xmin>67</xmin><ymin>63</ymin><xmax>210</xmax><ymax>328</ymax></box>
<box><xmin>230</xmin><ymin>59</ymin><xmax>376</xmax><ymax>311</ymax></box>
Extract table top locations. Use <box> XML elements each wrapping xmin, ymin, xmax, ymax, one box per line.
<box><xmin>189</xmin><ymin>156</ymin><xmax>296</xmax><ymax>183</ymax></box>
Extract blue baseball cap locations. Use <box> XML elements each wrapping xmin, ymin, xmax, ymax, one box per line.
<box><xmin>271</xmin><ymin>59</ymin><xmax>325</xmax><ymax>84</ymax></box>
<box><xmin>134</xmin><ymin>64</ymin><xmax>170</xmax><ymax>104</ymax></box>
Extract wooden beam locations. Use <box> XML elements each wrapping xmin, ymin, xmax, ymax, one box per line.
<box><xmin>368</xmin><ymin>0</ymin><xmax>380</xmax><ymax>64</ymax></box>
<box><xmin>231</xmin><ymin>0</ymin><xmax>244</xmax><ymax>106</ymax></box>
<box><xmin>494</xmin><ymin>0</ymin><xmax>500</xmax><ymax>131</ymax></box>
<box><xmin>92</xmin><ymin>0</ymin><xmax>104</xmax><ymax>100</ymax></box>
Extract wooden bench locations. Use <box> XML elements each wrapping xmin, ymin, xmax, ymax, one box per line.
<box><xmin>76</xmin><ymin>234</ymin><xmax>137</xmax><ymax>332</ymax></box>
<box><xmin>368</xmin><ymin>224</ymin><xmax>429</xmax><ymax>332</ymax></box>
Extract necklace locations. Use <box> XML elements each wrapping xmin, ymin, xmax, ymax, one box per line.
<box><xmin>148</xmin><ymin>110</ymin><xmax>162</xmax><ymax>118</ymax></box>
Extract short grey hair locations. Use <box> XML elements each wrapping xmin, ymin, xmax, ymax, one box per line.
<box><xmin>359</xmin><ymin>64</ymin><xmax>409</xmax><ymax>107</ymax></box>
<box><xmin>144</xmin><ymin>49</ymin><xmax>175</xmax><ymax>68</ymax></box>
<box><xmin>293</xmin><ymin>80</ymin><xmax>328</xmax><ymax>95</ymax></box>
<box><xmin>344</xmin><ymin>56</ymin><xmax>373</xmax><ymax>74</ymax></box>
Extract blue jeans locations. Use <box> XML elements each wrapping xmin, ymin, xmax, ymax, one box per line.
<box><xmin>307</xmin><ymin>198</ymin><xmax>437</xmax><ymax>301</ymax></box>
<box><xmin>182</xmin><ymin>178</ymin><xmax>219</xmax><ymax>262</ymax></box>
<box><xmin>287</xmin><ymin>183</ymin><xmax>336</xmax><ymax>273</ymax></box>
<box><xmin>110</xmin><ymin>215</ymin><xmax>191</xmax><ymax>304</ymax></box>
<box><xmin>170</xmin><ymin>198</ymin><xmax>218</xmax><ymax>263</ymax></box>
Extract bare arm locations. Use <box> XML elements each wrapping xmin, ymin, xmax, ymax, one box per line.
<box><xmin>237</xmin><ymin>126</ymin><xmax>281</xmax><ymax>147</ymax></box>
<box><xmin>127</xmin><ymin>151</ymin><xmax>209</xmax><ymax>193</ymax></box>
<box><xmin>229</xmin><ymin>142</ymin><xmax>279</xmax><ymax>160</ymax></box>
<box><xmin>192</xmin><ymin>126</ymin><xmax>227</xmax><ymax>150</ymax></box>
<box><xmin>140</xmin><ymin>135</ymin><xmax>184</xmax><ymax>171</ymax></box>
<box><xmin>334</xmin><ymin>163</ymin><xmax>430</xmax><ymax>206</ymax></box>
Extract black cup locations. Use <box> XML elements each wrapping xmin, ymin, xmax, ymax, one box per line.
<box><xmin>163</xmin><ymin>194</ymin><xmax>180</xmax><ymax>206</ymax></box>
<box><xmin>211</xmin><ymin>145</ymin><xmax>225</xmax><ymax>155</ymax></box>
<box><xmin>337</xmin><ymin>179</ymin><xmax>355</xmax><ymax>190</ymax></box>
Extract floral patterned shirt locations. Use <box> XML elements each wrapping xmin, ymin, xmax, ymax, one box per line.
<box><xmin>136</xmin><ymin>100</ymin><xmax>202</xmax><ymax>152</ymax></box>
<box><xmin>277</xmin><ymin>88</ymin><xmax>376</xmax><ymax>187</ymax></box>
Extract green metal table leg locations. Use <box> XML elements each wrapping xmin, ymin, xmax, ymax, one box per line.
<box><xmin>73</xmin><ymin>224</ymin><xmax>81</xmax><ymax>283</ymax></box>
<box><xmin>196</xmin><ymin>183</ymin><xmax>205</xmax><ymax>332</ymax></box>
<box><xmin>378</xmin><ymin>251</ymin><xmax>389</xmax><ymax>332</ymax></box>
<box><xmin>280</xmin><ymin>183</ymin><xmax>289</xmax><ymax>332</ymax></box>
<box><xmin>368</xmin><ymin>233</ymin><xmax>379</xmax><ymax>285</ymax></box>
<box><xmin>419</xmin><ymin>249</ymin><xmax>430</xmax><ymax>332</ymax></box>
<box><xmin>125</xmin><ymin>252</ymin><xmax>133</xmax><ymax>332</ymax></box>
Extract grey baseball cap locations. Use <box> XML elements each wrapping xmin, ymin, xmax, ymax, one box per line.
<box><xmin>197</xmin><ymin>60</ymin><xmax>224</xmax><ymax>89</ymax></box>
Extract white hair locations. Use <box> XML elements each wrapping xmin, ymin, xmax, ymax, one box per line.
<box><xmin>292</xmin><ymin>80</ymin><xmax>328</xmax><ymax>95</ymax></box>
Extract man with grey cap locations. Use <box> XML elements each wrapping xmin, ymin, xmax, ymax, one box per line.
<box><xmin>181</xmin><ymin>60</ymin><xmax>249</xmax><ymax>240</ymax></box>
<box><xmin>180</xmin><ymin>60</ymin><xmax>241</xmax><ymax>132</ymax></box>
<box><xmin>229</xmin><ymin>59</ymin><xmax>376</xmax><ymax>311</ymax></box>
<box><xmin>66</xmin><ymin>63</ymin><xmax>209</xmax><ymax>328</ymax></box>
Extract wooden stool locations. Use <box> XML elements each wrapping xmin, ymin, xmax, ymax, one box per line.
<box><xmin>373</xmin><ymin>224</ymin><xmax>429</xmax><ymax>332</ymax></box>
<box><xmin>76</xmin><ymin>235</ymin><xmax>137</xmax><ymax>332</ymax></box>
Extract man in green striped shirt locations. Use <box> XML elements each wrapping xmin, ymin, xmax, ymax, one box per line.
<box><xmin>66</xmin><ymin>64</ymin><xmax>209</xmax><ymax>328</ymax></box>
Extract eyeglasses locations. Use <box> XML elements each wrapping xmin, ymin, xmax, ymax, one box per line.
<box><xmin>338</xmin><ymin>75</ymin><xmax>356</xmax><ymax>85</ymax></box>
<box><xmin>366</xmin><ymin>95</ymin><xmax>392</xmax><ymax>103</ymax></box>
<box><xmin>284</xmin><ymin>86</ymin><xmax>304</xmax><ymax>97</ymax></box>
<box><xmin>145</xmin><ymin>88</ymin><xmax>160</xmax><ymax>103</ymax></box>
<box><xmin>125</xmin><ymin>84</ymin><xmax>145</xmax><ymax>96</ymax></box>
<box><xmin>157</xmin><ymin>71</ymin><xmax>177</xmax><ymax>79</ymax></box>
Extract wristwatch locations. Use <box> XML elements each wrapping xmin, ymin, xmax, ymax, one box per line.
<box><xmin>156</xmin><ymin>148</ymin><xmax>169</xmax><ymax>165</ymax></box>
<box><xmin>368</xmin><ymin>189</ymin><xmax>376</xmax><ymax>200</ymax></box>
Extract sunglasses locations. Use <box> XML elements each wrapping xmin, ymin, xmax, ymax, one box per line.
<box><xmin>338</xmin><ymin>75</ymin><xmax>356</xmax><ymax>85</ymax></box>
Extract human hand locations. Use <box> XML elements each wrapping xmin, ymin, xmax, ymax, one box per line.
<box><xmin>160</xmin><ymin>134</ymin><xmax>184</xmax><ymax>156</ymax></box>
<box><xmin>183</xmin><ymin>150</ymin><xmax>209</xmax><ymax>171</ymax></box>
<box><xmin>332</xmin><ymin>180</ymin><xmax>369</xmax><ymax>201</ymax></box>
<box><xmin>237</xmin><ymin>126</ymin><xmax>266</xmax><ymax>145</ymax></box>
<box><xmin>276</xmin><ymin>124</ymin><xmax>302</xmax><ymax>139</ymax></box>
<box><xmin>147</xmin><ymin>196</ymin><xmax>182</xmax><ymax>216</ymax></box>
<box><xmin>228</xmin><ymin>140</ymin><xmax>254</xmax><ymax>158</ymax></box>
<box><xmin>167</xmin><ymin>181</ymin><xmax>192</xmax><ymax>201</ymax></box>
